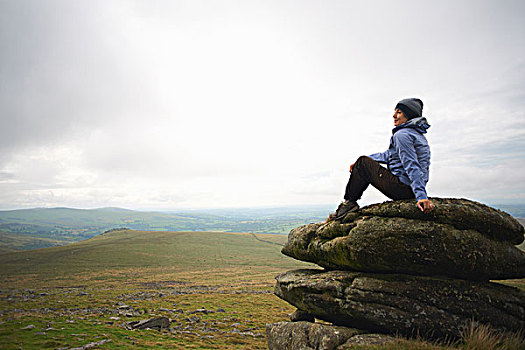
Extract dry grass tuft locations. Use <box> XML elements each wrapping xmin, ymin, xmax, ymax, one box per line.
<box><xmin>459</xmin><ymin>322</ymin><xmax>524</xmax><ymax>350</ymax></box>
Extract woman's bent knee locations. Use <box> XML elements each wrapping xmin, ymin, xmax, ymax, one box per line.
<box><xmin>355</xmin><ymin>156</ymin><xmax>373</xmax><ymax>166</ymax></box>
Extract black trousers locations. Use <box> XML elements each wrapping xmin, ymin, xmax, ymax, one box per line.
<box><xmin>344</xmin><ymin>156</ymin><xmax>415</xmax><ymax>202</ymax></box>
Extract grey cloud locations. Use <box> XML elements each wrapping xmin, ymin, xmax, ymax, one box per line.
<box><xmin>459</xmin><ymin>138</ymin><xmax>525</xmax><ymax>168</ymax></box>
<box><xmin>2</xmin><ymin>0</ymin><xmax>525</xmax><ymax>209</ymax></box>
<box><xmin>0</xmin><ymin>1</ymin><xmax>164</xmax><ymax>155</ymax></box>
<box><xmin>0</xmin><ymin>171</ymin><xmax>14</xmax><ymax>181</ymax></box>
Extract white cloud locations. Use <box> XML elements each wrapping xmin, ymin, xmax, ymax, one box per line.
<box><xmin>1</xmin><ymin>0</ymin><xmax>525</xmax><ymax>209</ymax></box>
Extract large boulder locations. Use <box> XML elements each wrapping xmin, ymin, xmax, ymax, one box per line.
<box><xmin>359</xmin><ymin>198</ymin><xmax>524</xmax><ymax>244</ymax></box>
<box><xmin>266</xmin><ymin>321</ymin><xmax>393</xmax><ymax>350</ymax></box>
<box><xmin>282</xmin><ymin>208</ymin><xmax>525</xmax><ymax>281</ymax></box>
<box><xmin>275</xmin><ymin>269</ymin><xmax>525</xmax><ymax>340</ymax></box>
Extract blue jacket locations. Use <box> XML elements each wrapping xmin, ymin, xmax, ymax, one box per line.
<box><xmin>369</xmin><ymin>117</ymin><xmax>431</xmax><ymax>201</ymax></box>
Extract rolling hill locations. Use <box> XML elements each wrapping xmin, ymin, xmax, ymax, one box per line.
<box><xmin>1</xmin><ymin>203</ymin><xmax>523</xmax><ymax>253</ymax></box>
<box><xmin>0</xmin><ymin>206</ymin><xmax>331</xmax><ymax>252</ymax></box>
<box><xmin>0</xmin><ymin>229</ymin><xmax>310</xmax><ymax>288</ymax></box>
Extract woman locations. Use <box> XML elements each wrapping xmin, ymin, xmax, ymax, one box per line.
<box><xmin>330</xmin><ymin>98</ymin><xmax>434</xmax><ymax>221</ymax></box>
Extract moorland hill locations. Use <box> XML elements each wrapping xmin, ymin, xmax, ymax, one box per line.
<box><xmin>0</xmin><ymin>206</ymin><xmax>330</xmax><ymax>252</ymax></box>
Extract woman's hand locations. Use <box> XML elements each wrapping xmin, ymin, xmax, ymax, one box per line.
<box><xmin>417</xmin><ymin>199</ymin><xmax>434</xmax><ymax>213</ymax></box>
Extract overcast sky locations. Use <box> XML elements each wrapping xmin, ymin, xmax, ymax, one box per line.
<box><xmin>1</xmin><ymin>0</ymin><xmax>524</xmax><ymax>210</ymax></box>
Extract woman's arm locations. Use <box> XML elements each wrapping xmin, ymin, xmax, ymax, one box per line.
<box><xmin>393</xmin><ymin>131</ymin><xmax>433</xmax><ymax>212</ymax></box>
<box><xmin>368</xmin><ymin>150</ymin><xmax>390</xmax><ymax>164</ymax></box>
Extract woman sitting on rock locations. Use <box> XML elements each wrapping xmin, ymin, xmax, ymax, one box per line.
<box><xmin>330</xmin><ymin>98</ymin><xmax>434</xmax><ymax>221</ymax></box>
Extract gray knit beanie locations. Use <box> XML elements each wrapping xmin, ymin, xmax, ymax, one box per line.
<box><xmin>395</xmin><ymin>98</ymin><xmax>423</xmax><ymax>120</ymax></box>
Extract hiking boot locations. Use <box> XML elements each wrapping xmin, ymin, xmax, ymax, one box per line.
<box><xmin>327</xmin><ymin>200</ymin><xmax>359</xmax><ymax>222</ymax></box>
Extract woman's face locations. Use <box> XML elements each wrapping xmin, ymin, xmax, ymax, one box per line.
<box><xmin>393</xmin><ymin>108</ymin><xmax>408</xmax><ymax>126</ymax></box>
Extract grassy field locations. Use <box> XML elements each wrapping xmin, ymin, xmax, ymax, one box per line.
<box><xmin>0</xmin><ymin>230</ymin><xmax>315</xmax><ymax>349</ymax></box>
<box><xmin>0</xmin><ymin>229</ymin><xmax>523</xmax><ymax>349</ymax></box>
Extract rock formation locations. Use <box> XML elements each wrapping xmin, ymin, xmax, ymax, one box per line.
<box><xmin>282</xmin><ymin>212</ymin><xmax>525</xmax><ymax>281</ymax></box>
<box><xmin>267</xmin><ymin>198</ymin><xmax>525</xmax><ymax>349</ymax></box>
<box><xmin>275</xmin><ymin>269</ymin><xmax>525</xmax><ymax>339</ymax></box>
<box><xmin>266</xmin><ymin>321</ymin><xmax>396</xmax><ymax>349</ymax></box>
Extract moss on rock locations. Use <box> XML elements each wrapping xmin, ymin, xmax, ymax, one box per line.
<box><xmin>360</xmin><ymin>198</ymin><xmax>524</xmax><ymax>244</ymax></box>
<box><xmin>282</xmin><ymin>198</ymin><xmax>525</xmax><ymax>281</ymax></box>
<box><xmin>274</xmin><ymin>269</ymin><xmax>525</xmax><ymax>340</ymax></box>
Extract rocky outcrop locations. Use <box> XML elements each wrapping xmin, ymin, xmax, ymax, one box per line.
<box><xmin>359</xmin><ymin>198</ymin><xmax>524</xmax><ymax>244</ymax></box>
<box><xmin>282</xmin><ymin>215</ymin><xmax>525</xmax><ymax>281</ymax></box>
<box><xmin>275</xmin><ymin>269</ymin><xmax>525</xmax><ymax>340</ymax></box>
<box><xmin>266</xmin><ymin>321</ymin><xmax>396</xmax><ymax>350</ymax></box>
<box><xmin>267</xmin><ymin>198</ymin><xmax>525</xmax><ymax>346</ymax></box>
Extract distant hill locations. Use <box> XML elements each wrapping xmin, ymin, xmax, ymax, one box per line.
<box><xmin>0</xmin><ymin>229</ymin><xmax>309</xmax><ymax>287</ymax></box>
<box><xmin>492</xmin><ymin>204</ymin><xmax>525</xmax><ymax>218</ymax></box>
<box><xmin>0</xmin><ymin>206</ymin><xmax>331</xmax><ymax>252</ymax></box>
<box><xmin>1</xmin><ymin>203</ymin><xmax>522</xmax><ymax>253</ymax></box>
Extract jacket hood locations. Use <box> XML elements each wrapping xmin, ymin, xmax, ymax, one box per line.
<box><xmin>393</xmin><ymin>116</ymin><xmax>430</xmax><ymax>134</ymax></box>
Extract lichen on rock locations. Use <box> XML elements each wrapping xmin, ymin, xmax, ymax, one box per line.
<box><xmin>274</xmin><ymin>269</ymin><xmax>525</xmax><ymax>340</ymax></box>
<box><xmin>359</xmin><ymin>198</ymin><xmax>524</xmax><ymax>244</ymax></box>
<box><xmin>266</xmin><ymin>321</ymin><xmax>366</xmax><ymax>350</ymax></box>
<box><xmin>282</xmin><ymin>199</ymin><xmax>525</xmax><ymax>281</ymax></box>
